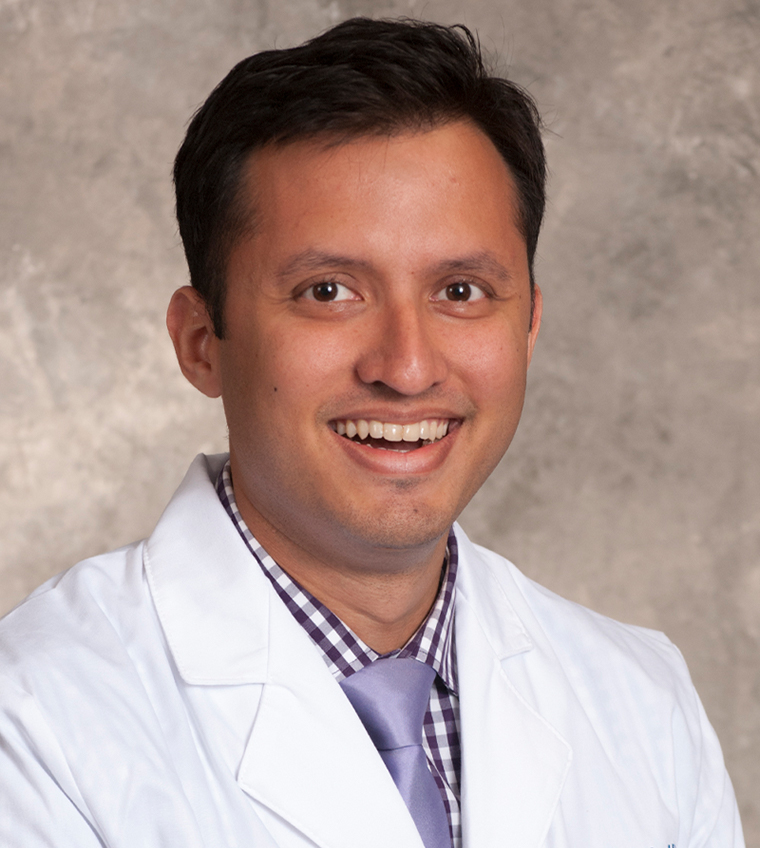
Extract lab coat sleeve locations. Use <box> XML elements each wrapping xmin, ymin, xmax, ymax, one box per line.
<box><xmin>659</xmin><ymin>633</ymin><xmax>745</xmax><ymax>848</ymax></box>
<box><xmin>0</xmin><ymin>675</ymin><xmax>105</xmax><ymax>847</ymax></box>
<box><xmin>688</xmin><ymin>683</ymin><xmax>745</xmax><ymax>848</ymax></box>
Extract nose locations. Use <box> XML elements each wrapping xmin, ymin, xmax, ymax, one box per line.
<box><xmin>355</xmin><ymin>301</ymin><xmax>448</xmax><ymax>396</ymax></box>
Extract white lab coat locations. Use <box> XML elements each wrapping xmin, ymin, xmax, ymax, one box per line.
<box><xmin>0</xmin><ymin>454</ymin><xmax>744</xmax><ymax>847</ymax></box>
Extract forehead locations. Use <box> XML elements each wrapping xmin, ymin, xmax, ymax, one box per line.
<box><xmin>247</xmin><ymin>121</ymin><xmax>518</xmax><ymax>218</ymax></box>
<box><xmin>229</xmin><ymin>121</ymin><xmax>527</xmax><ymax>284</ymax></box>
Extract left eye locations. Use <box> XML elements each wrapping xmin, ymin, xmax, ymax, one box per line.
<box><xmin>433</xmin><ymin>281</ymin><xmax>488</xmax><ymax>302</ymax></box>
<box><xmin>302</xmin><ymin>281</ymin><xmax>357</xmax><ymax>302</ymax></box>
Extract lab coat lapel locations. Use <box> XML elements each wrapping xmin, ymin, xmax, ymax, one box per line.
<box><xmin>455</xmin><ymin>529</ymin><xmax>572</xmax><ymax>848</ymax></box>
<box><xmin>144</xmin><ymin>453</ymin><xmax>270</xmax><ymax>684</ymax></box>
<box><xmin>238</xmin><ymin>573</ymin><xmax>425</xmax><ymax>848</ymax></box>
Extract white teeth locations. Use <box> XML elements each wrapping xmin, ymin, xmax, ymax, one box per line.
<box><xmin>402</xmin><ymin>423</ymin><xmax>420</xmax><ymax>442</ymax></box>
<box><xmin>384</xmin><ymin>423</ymin><xmax>403</xmax><ymax>442</ymax></box>
<box><xmin>335</xmin><ymin>418</ymin><xmax>452</xmax><ymax>444</ymax></box>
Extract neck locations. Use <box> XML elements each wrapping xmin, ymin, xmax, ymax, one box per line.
<box><xmin>232</xmin><ymin>486</ymin><xmax>449</xmax><ymax>654</ymax></box>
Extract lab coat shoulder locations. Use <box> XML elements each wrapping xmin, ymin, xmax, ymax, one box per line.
<box><xmin>454</xmin><ymin>529</ymin><xmax>744</xmax><ymax>848</ymax></box>
<box><xmin>0</xmin><ymin>539</ymin><xmax>149</xmax><ymax>678</ymax></box>
<box><xmin>0</xmin><ymin>543</ymin><xmax>215</xmax><ymax>848</ymax></box>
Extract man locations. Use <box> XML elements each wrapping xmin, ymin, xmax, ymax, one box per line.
<box><xmin>0</xmin><ymin>17</ymin><xmax>744</xmax><ymax>848</ymax></box>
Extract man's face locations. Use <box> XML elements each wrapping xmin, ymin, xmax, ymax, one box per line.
<box><xmin>216</xmin><ymin>121</ymin><xmax>540</xmax><ymax>566</ymax></box>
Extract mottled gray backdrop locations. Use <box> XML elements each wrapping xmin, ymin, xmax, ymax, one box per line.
<box><xmin>1</xmin><ymin>0</ymin><xmax>758</xmax><ymax>840</ymax></box>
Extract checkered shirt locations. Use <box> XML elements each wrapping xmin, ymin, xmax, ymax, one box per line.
<box><xmin>217</xmin><ymin>461</ymin><xmax>461</xmax><ymax>847</ymax></box>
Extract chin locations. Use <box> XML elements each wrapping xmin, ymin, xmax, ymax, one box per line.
<box><xmin>339</xmin><ymin>502</ymin><xmax>456</xmax><ymax>553</ymax></box>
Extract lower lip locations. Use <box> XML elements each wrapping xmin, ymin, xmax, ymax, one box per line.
<box><xmin>331</xmin><ymin>424</ymin><xmax>459</xmax><ymax>476</ymax></box>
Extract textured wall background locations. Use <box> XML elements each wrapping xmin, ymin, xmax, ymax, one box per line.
<box><xmin>1</xmin><ymin>0</ymin><xmax>758</xmax><ymax>840</ymax></box>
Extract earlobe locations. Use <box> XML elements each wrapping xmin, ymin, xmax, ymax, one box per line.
<box><xmin>527</xmin><ymin>284</ymin><xmax>542</xmax><ymax>366</ymax></box>
<box><xmin>166</xmin><ymin>286</ymin><xmax>222</xmax><ymax>398</ymax></box>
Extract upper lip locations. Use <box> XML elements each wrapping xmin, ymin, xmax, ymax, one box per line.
<box><xmin>328</xmin><ymin>412</ymin><xmax>463</xmax><ymax>424</ymax></box>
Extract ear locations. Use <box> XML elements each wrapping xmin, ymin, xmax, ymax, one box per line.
<box><xmin>166</xmin><ymin>286</ymin><xmax>222</xmax><ymax>398</ymax></box>
<box><xmin>526</xmin><ymin>283</ymin><xmax>542</xmax><ymax>367</ymax></box>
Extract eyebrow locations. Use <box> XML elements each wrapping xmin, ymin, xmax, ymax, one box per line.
<box><xmin>431</xmin><ymin>253</ymin><xmax>514</xmax><ymax>282</ymax></box>
<box><xmin>276</xmin><ymin>250</ymin><xmax>373</xmax><ymax>280</ymax></box>
<box><xmin>275</xmin><ymin>249</ymin><xmax>514</xmax><ymax>281</ymax></box>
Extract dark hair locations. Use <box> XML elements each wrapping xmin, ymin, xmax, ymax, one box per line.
<box><xmin>174</xmin><ymin>17</ymin><xmax>546</xmax><ymax>337</ymax></box>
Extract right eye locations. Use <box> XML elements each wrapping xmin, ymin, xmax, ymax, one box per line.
<box><xmin>301</xmin><ymin>281</ymin><xmax>358</xmax><ymax>302</ymax></box>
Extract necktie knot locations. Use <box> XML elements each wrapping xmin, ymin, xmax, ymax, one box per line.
<box><xmin>340</xmin><ymin>657</ymin><xmax>435</xmax><ymax>751</ymax></box>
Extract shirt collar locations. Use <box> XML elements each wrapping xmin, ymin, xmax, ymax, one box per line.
<box><xmin>216</xmin><ymin>460</ymin><xmax>458</xmax><ymax>694</ymax></box>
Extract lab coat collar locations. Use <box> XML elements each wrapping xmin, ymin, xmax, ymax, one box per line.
<box><xmin>144</xmin><ymin>453</ymin><xmax>271</xmax><ymax>684</ymax></box>
<box><xmin>452</xmin><ymin>523</ymin><xmax>534</xmax><ymax>660</ymax></box>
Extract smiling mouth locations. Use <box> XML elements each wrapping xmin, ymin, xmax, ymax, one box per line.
<box><xmin>331</xmin><ymin>418</ymin><xmax>452</xmax><ymax>452</ymax></box>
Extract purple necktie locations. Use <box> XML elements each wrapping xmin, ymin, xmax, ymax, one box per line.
<box><xmin>340</xmin><ymin>657</ymin><xmax>451</xmax><ymax>848</ymax></box>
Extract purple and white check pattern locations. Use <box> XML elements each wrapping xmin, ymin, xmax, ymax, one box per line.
<box><xmin>217</xmin><ymin>461</ymin><xmax>461</xmax><ymax>847</ymax></box>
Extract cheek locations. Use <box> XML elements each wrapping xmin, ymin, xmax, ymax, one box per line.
<box><xmin>458</xmin><ymin>328</ymin><xmax>529</xmax><ymax>408</ymax></box>
<box><xmin>271</xmin><ymin>325</ymin><xmax>361</xmax><ymax>408</ymax></box>
<box><xmin>280</xmin><ymin>327</ymin><xmax>356</xmax><ymax>378</ymax></box>
<box><xmin>222</xmin><ymin>320</ymin><xmax>359</xmax><ymax>425</ymax></box>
